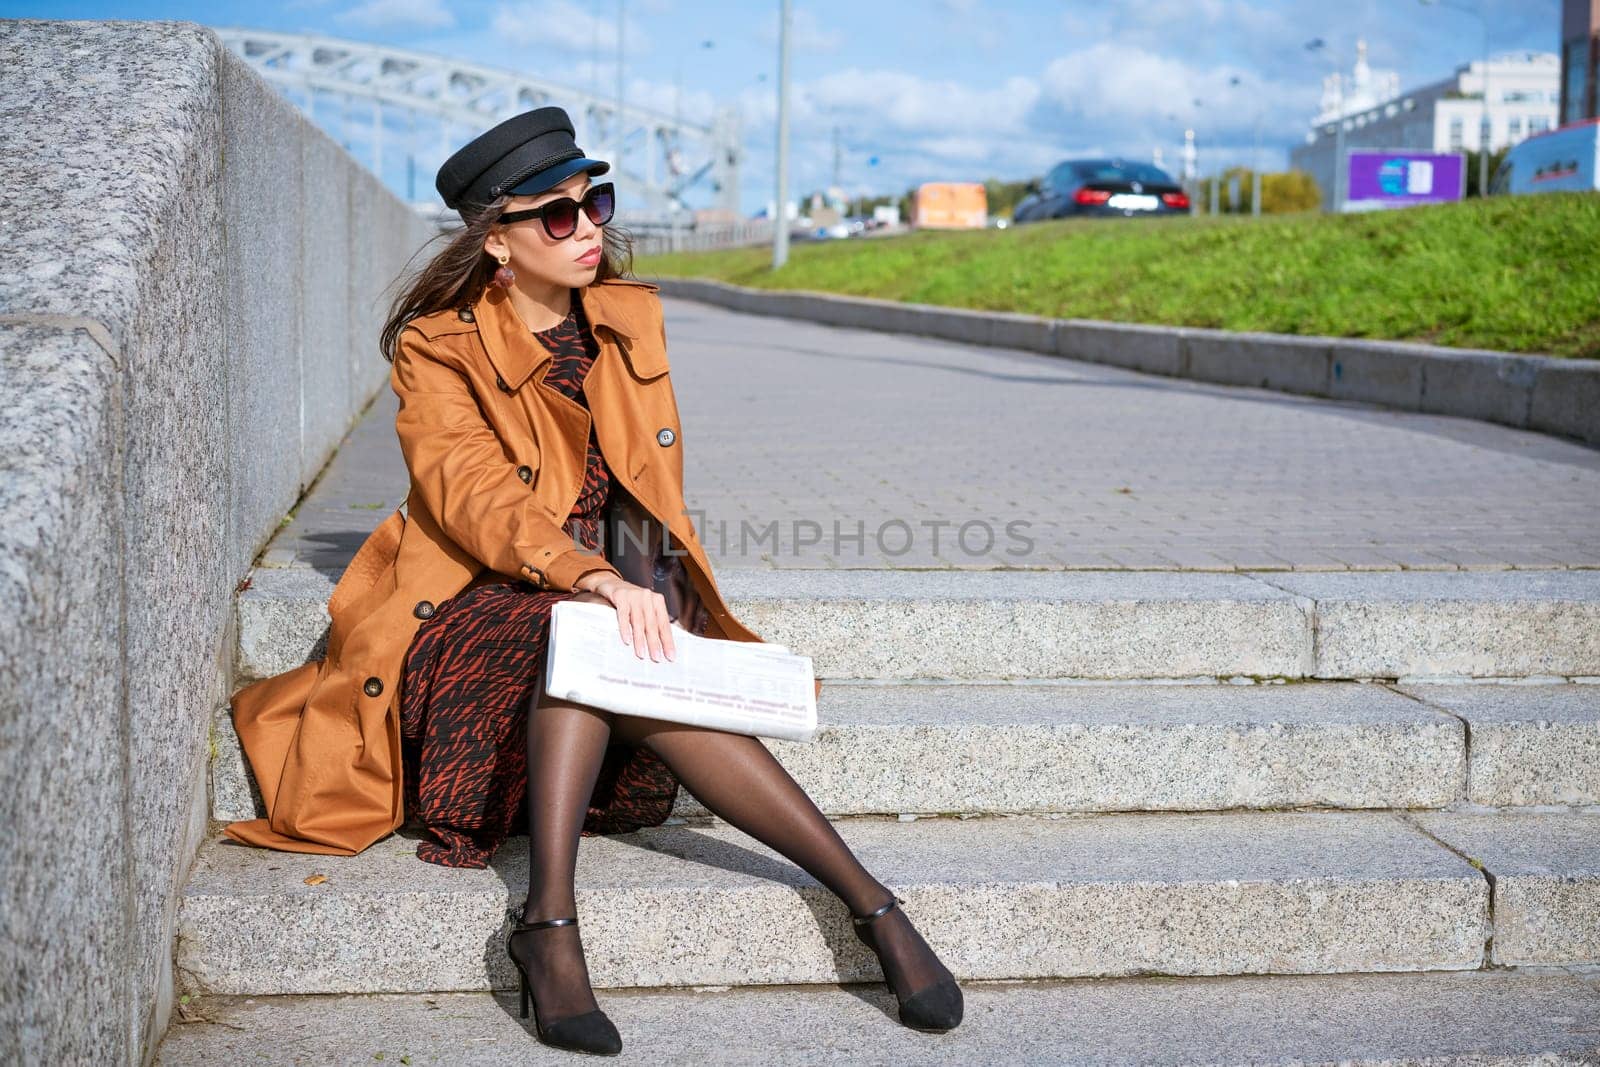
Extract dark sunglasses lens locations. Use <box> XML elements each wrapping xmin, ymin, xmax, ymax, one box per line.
<box><xmin>544</xmin><ymin>198</ymin><xmax>580</xmax><ymax>237</ymax></box>
<box><xmin>584</xmin><ymin>185</ymin><xmax>615</xmax><ymax>225</ymax></box>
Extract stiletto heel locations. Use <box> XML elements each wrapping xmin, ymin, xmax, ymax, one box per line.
<box><xmin>505</xmin><ymin>912</ymin><xmax>623</xmax><ymax>1055</ymax></box>
<box><xmin>851</xmin><ymin>895</ymin><xmax>964</xmax><ymax>1031</ymax></box>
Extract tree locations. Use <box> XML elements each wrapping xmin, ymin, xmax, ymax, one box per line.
<box><xmin>1216</xmin><ymin>168</ymin><xmax>1322</xmax><ymax>214</ymax></box>
<box><xmin>1464</xmin><ymin>146</ymin><xmax>1511</xmax><ymax>198</ymax></box>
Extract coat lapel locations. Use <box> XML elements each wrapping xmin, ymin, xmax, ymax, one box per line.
<box><xmin>473</xmin><ymin>279</ymin><xmax>649</xmax><ymax>393</ymax></box>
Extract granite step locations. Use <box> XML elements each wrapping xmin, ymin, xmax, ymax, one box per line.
<box><xmin>153</xmin><ymin>969</ymin><xmax>1600</xmax><ymax>1066</ymax></box>
<box><xmin>237</xmin><ymin>565</ymin><xmax>1600</xmax><ymax>683</ymax></box>
<box><xmin>176</xmin><ymin>808</ymin><xmax>1503</xmax><ymax>997</ymax></box>
<box><xmin>209</xmin><ymin>680</ymin><xmax>1600</xmax><ymax>824</ymax></box>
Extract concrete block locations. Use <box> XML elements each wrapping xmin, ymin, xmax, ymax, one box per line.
<box><xmin>777</xmin><ymin>288</ymin><xmax>855</xmax><ymax>329</ymax></box>
<box><xmin>1529</xmin><ymin>359</ymin><xmax>1600</xmax><ymax>447</ymax></box>
<box><xmin>1183</xmin><ymin>329</ymin><xmax>1332</xmax><ymax>396</ymax></box>
<box><xmin>0</xmin><ymin>323</ymin><xmax>130</xmax><ymax>1064</ymax></box>
<box><xmin>213</xmin><ymin>679</ymin><xmax>1466</xmax><ymax>823</ymax></box>
<box><xmin>237</xmin><ymin>567</ymin><xmax>1314</xmax><ymax>682</ymax></box>
<box><xmin>1419</xmin><ymin>349</ymin><xmax>1542</xmax><ymax>427</ymax></box>
<box><xmin>986</xmin><ymin>310</ymin><xmax>1056</xmax><ymax>354</ymax></box>
<box><xmin>855</xmin><ymin>295</ymin><xmax>929</xmax><ymax>336</ymax></box>
<box><xmin>235</xmin><ymin>566</ymin><xmax>335</xmax><ymax>680</ymax></box>
<box><xmin>907</xmin><ymin>302</ymin><xmax>998</xmax><ymax>346</ymax></box>
<box><xmin>1055</xmin><ymin>318</ymin><xmax>1185</xmax><ymax>375</ymax></box>
<box><xmin>1413</xmin><ymin>812</ymin><xmax>1600</xmax><ymax>965</ymax></box>
<box><xmin>299</xmin><ymin>124</ymin><xmax>354</xmax><ymax>486</ymax></box>
<box><xmin>176</xmin><ymin>811</ymin><xmax>1485</xmax><ymax>995</ymax></box>
<box><xmin>221</xmin><ymin>45</ymin><xmax>304</xmax><ymax>570</ymax></box>
<box><xmin>1255</xmin><ymin>570</ymin><xmax>1600</xmax><ymax>679</ymax></box>
<box><xmin>1326</xmin><ymin>340</ymin><xmax>1425</xmax><ymax>409</ymax></box>
<box><xmin>720</xmin><ymin>569</ymin><xmax>1313</xmax><ymax>680</ymax></box>
<box><xmin>1398</xmin><ymin>683</ymin><xmax>1600</xmax><ymax>806</ymax></box>
<box><xmin>763</xmin><ymin>680</ymin><xmax>1464</xmax><ymax>813</ymax></box>
<box><xmin>120</xmin><ymin>101</ymin><xmax>231</xmax><ymax>1067</ymax></box>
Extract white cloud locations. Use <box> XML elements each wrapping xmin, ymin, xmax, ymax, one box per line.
<box><xmin>490</xmin><ymin>0</ymin><xmax>652</xmax><ymax>55</ymax></box>
<box><xmin>548</xmin><ymin>62</ymin><xmax>719</xmax><ymax>126</ymax></box>
<box><xmin>335</xmin><ymin>0</ymin><xmax>455</xmax><ymax>31</ymax></box>
<box><xmin>1037</xmin><ymin>39</ymin><xmax>1309</xmax><ymax>143</ymax></box>
<box><xmin>729</xmin><ymin>66</ymin><xmax>1057</xmax><ymax>189</ymax></box>
<box><xmin>736</xmin><ymin>67</ymin><xmax>1040</xmax><ymax>136</ymax></box>
<box><xmin>752</xmin><ymin>6</ymin><xmax>845</xmax><ymax>52</ymax></box>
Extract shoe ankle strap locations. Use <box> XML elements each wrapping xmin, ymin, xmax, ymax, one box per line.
<box><xmin>511</xmin><ymin>915</ymin><xmax>578</xmax><ymax>931</ymax></box>
<box><xmin>852</xmin><ymin>895</ymin><xmax>905</xmax><ymax>925</ymax></box>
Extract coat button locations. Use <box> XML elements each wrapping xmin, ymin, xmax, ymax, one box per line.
<box><xmin>516</xmin><ymin>464</ymin><xmax>532</xmax><ymax>483</ymax></box>
<box><xmin>363</xmin><ymin>676</ymin><xmax>384</xmax><ymax>697</ymax></box>
<box><xmin>413</xmin><ymin>600</ymin><xmax>436</xmax><ymax>619</ymax></box>
<box><xmin>656</xmin><ymin>427</ymin><xmax>676</xmax><ymax>447</ymax></box>
<box><xmin>458</xmin><ymin>306</ymin><xmax>475</xmax><ymax>322</ymax></box>
<box><xmin>497</xmin><ymin>375</ymin><xmax>511</xmax><ymax>393</ymax></box>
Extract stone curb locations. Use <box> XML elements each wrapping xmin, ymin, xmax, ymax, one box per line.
<box><xmin>235</xmin><ymin>567</ymin><xmax>1600</xmax><ymax>683</ymax></box>
<box><xmin>177</xmin><ymin>810</ymin><xmax>1489</xmax><ymax>995</ymax></box>
<box><xmin>211</xmin><ymin>679</ymin><xmax>1487</xmax><ymax>823</ymax></box>
<box><xmin>651</xmin><ymin>278</ymin><xmax>1599</xmax><ymax>447</ymax></box>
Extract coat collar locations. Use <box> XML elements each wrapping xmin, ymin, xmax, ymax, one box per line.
<box><xmin>473</xmin><ymin>280</ymin><xmax>651</xmax><ymax>393</ymax></box>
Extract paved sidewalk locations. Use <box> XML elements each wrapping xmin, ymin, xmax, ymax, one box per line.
<box><xmin>261</xmin><ymin>296</ymin><xmax>1600</xmax><ymax>576</ymax></box>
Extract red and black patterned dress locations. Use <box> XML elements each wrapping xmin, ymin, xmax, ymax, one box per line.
<box><xmin>398</xmin><ymin>290</ymin><xmax>682</xmax><ymax>868</ymax></box>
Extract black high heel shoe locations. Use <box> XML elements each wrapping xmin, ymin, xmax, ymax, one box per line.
<box><xmin>505</xmin><ymin>913</ymin><xmax>623</xmax><ymax>1056</ymax></box>
<box><xmin>851</xmin><ymin>895</ymin><xmax>964</xmax><ymax>1031</ymax></box>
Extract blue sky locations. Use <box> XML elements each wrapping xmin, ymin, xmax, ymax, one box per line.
<box><xmin>4</xmin><ymin>1</ymin><xmax>1562</xmax><ymax>215</ymax></box>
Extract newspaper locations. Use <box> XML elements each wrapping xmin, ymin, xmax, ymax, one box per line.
<box><xmin>543</xmin><ymin>599</ymin><xmax>819</xmax><ymax>743</ymax></box>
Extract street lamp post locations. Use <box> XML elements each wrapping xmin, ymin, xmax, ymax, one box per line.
<box><xmin>616</xmin><ymin>0</ymin><xmax>625</xmax><ymax>197</ymax></box>
<box><xmin>1420</xmin><ymin>0</ymin><xmax>1492</xmax><ymax>197</ymax></box>
<box><xmin>1305</xmin><ymin>37</ymin><xmax>1347</xmax><ymax>213</ymax></box>
<box><xmin>1218</xmin><ymin>74</ymin><xmax>1244</xmax><ymax>216</ymax></box>
<box><xmin>773</xmin><ymin>0</ymin><xmax>792</xmax><ymax>269</ymax></box>
<box><xmin>1252</xmin><ymin>109</ymin><xmax>1263</xmax><ymax>217</ymax></box>
<box><xmin>1189</xmin><ymin>96</ymin><xmax>1204</xmax><ymax>216</ymax></box>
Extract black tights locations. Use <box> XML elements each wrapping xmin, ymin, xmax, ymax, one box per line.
<box><xmin>510</xmin><ymin>657</ymin><xmax>950</xmax><ymax>1023</ymax></box>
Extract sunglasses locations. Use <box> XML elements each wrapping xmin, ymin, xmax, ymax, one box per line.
<box><xmin>497</xmin><ymin>182</ymin><xmax>615</xmax><ymax>239</ymax></box>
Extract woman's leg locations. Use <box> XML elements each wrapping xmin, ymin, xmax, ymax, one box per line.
<box><xmin>513</xmin><ymin>673</ymin><xmax>616</xmax><ymax>1024</ymax></box>
<box><xmin>607</xmin><ymin>714</ymin><xmax>954</xmax><ymax>998</ymax></box>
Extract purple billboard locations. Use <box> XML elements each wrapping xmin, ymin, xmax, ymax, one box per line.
<box><xmin>1344</xmin><ymin>150</ymin><xmax>1466</xmax><ymax>211</ymax></box>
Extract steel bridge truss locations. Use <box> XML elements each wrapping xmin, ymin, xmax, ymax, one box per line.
<box><xmin>216</xmin><ymin>28</ymin><xmax>741</xmax><ymax>224</ymax></box>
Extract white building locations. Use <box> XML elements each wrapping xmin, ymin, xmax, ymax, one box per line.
<box><xmin>1290</xmin><ymin>40</ymin><xmax>1561</xmax><ymax>211</ymax></box>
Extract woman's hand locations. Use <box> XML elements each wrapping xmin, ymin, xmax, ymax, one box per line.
<box><xmin>577</xmin><ymin>572</ymin><xmax>677</xmax><ymax>663</ymax></box>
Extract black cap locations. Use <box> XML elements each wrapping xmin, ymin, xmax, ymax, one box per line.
<box><xmin>435</xmin><ymin>106</ymin><xmax>610</xmax><ymax>220</ymax></box>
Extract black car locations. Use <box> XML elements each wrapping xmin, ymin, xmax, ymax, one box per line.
<box><xmin>1014</xmin><ymin>159</ymin><xmax>1190</xmax><ymax>222</ymax></box>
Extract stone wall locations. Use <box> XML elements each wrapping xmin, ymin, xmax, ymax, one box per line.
<box><xmin>0</xmin><ymin>20</ymin><xmax>438</xmax><ymax>1065</ymax></box>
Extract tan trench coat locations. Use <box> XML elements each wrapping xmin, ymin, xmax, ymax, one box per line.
<box><xmin>223</xmin><ymin>277</ymin><xmax>819</xmax><ymax>857</ymax></box>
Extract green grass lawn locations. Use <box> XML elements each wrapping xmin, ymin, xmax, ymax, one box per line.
<box><xmin>634</xmin><ymin>191</ymin><xmax>1600</xmax><ymax>359</ymax></box>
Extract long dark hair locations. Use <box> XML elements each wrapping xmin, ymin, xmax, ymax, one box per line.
<box><xmin>378</xmin><ymin>193</ymin><xmax>637</xmax><ymax>363</ymax></box>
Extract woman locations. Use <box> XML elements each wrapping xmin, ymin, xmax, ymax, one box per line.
<box><xmin>387</xmin><ymin>108</ymin><xmax>960</xmax><ymax>1055</ymax></box>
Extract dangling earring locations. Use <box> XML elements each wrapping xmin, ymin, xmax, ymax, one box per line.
<box><xmin>492</xmin><ymin>251</ymin><xmax>515</xmax><ymax>289</ymax></box>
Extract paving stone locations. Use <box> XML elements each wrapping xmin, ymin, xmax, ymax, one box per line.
<box><xmin>260</xmin><ymin>299</ymin><xmax>1600</xmax><ymax>578</ymax></box>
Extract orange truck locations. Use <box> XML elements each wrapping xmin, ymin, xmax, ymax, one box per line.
<box><xmin>910</xmin><ymin>182</ymin><xmax>987</xmax><ymax>228</ymax></box>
